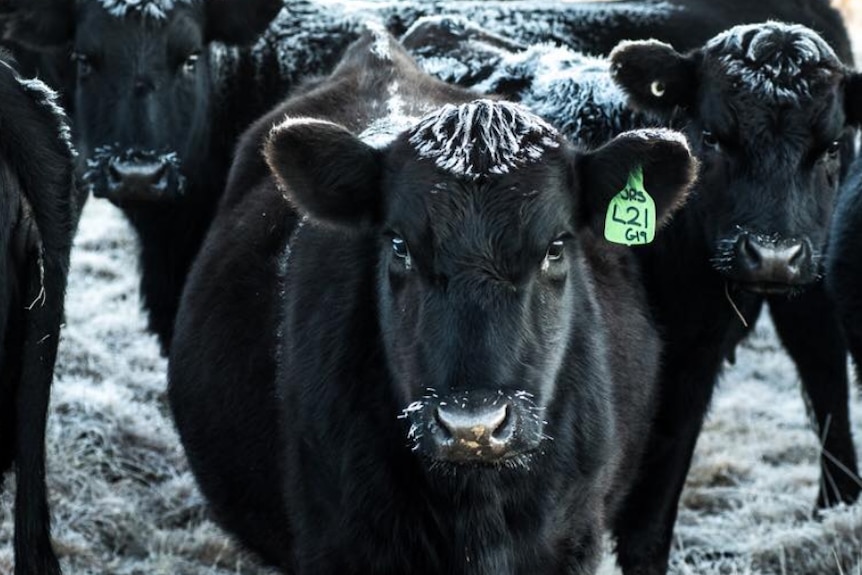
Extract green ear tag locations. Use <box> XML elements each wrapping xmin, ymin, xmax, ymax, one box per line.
<box><xmin>603</xmin><ymin>165</ymin><xmax>656</xmax><ymax>246</ymax></box>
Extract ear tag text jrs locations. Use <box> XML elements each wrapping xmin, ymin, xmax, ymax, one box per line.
<box><xmin>604</xmin><ymin>165</ymin><xmax>656</xmax><ymax>246</ymax></box>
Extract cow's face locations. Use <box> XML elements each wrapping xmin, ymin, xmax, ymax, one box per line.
<box><xmin>1</xmin><ymin>0</ymin><xmax>282</xmax><ymax>205</ymax></box>
<box><xmin>612</xmin><ymin>23</ymin><xmax>862</xmax><ymax>294</ymax></box>
<box><xmin>266</xmin><ymin>101</ymin><xmax>696</xmax><ymax>468</ymax></box>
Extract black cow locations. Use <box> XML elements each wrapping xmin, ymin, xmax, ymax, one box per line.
<box><xmin>604</xmin><ymin>22</ymin><xmax>862</xmax><ymax>574</ymax></box>
<box><xmin>0</xmin><ymin>0</ymin><xmax>370</xmax><ymax>353</ymax></box>
<box><xmin>169</xmin><ymin>29</ymin><xmax>697</xmax><ymax>572</ymax></box>
<box><xmin>0</xmin><ymin>57</ymin><xmax>78</xmax><ymax>575</ymax></box>
<box><xmin>828</xmin><ymin>150</ymin><xmax>862</xmax><ymax>390</ymax></box>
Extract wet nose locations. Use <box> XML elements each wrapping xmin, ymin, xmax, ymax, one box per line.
<box><xmin>106</xmin><ymin>157</ymin><xmax>169</xmax><ymax>199</ymax></box>
<box><xmin>431</xmin><ymin>402</ymin><xmax>515</xmax><ymax>459</ymax></box>
<box><xmin>735</xmin><ymin>234</ymin><xmax>811</xmax><ymax>284</ymax></box>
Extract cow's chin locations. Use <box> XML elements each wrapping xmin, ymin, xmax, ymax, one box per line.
<box><xmin>734</xmin><ymin>281</ymin><xmax>802</xmax><ymax>296</ymax></box>
<box><xmin>727</xmin><ymin>277</ymin><xmax>817</xmax><ymax>297</ymax></box>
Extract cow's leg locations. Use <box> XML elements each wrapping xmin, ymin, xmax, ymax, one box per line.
<box><xmin>613</xmin><ymin>351</ymin><xmax>724</xmax><ymax>575</ymax></box>
<box><xmin>13</xmin><ymin>355</ymin><xmax>60</xmax><ymax>574</ymax></box>
<box><xmin>768</xmin><ymin>286</ymin><xmax>861</xmax><ymax>508</ymax></box>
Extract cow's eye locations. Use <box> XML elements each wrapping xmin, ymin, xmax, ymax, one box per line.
<box><xmin>391</xmin><ymin>236</ymin><xmax>412</xmax><ymax>269</ymax></box>
<box><xmin>181</xmin><ymin>53</ymin><xmax>200</xmax><ymax>76</ymax></box>
<box><xmin>826</xmin><ymin>140</ymin><xmax>841</xmax><ymax>158</ymax></box>
<box><xmin>72</xmin><ymin>52</ymin><xmax>94</xmax><ymax>78</ymax></box>
<box><xmin>702</xmin><ymin>130</ymin><xmax>720</xmax><ymax>151</ymax></box>
<box><xmin>545</xmin><ymin>239</ymin><xmax>565</xmax><ymax>262</ymax></box>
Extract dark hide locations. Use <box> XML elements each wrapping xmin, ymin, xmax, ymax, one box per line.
<box><xmin>0</xmin><ymin>58</ymin><xmax>77</xmax><ymax>575</ymax></box>
<box><xmin>170</xmin><ymin>31</ymin><xmax>696</xmax><ymax>573</ymax></box>
<box><xmin>828</xmin><ymin>157</ymin><xmax>862</xmax><ymax>393</ymax></box>
<box><xmin>605</xmin><ymin>21</ymin><xmax>862</xmax><ymax>575</ymax></box>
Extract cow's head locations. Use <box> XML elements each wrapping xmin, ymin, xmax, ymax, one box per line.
<box><xmin>611</xmin><ymin>22</ymin><xmax>862</xmax><ymax>294</ymax></box>
<box><xmin>266</xmin><ymin>100</ymin><xmax>695</xmax><ymax>467</ymax></box>
<box><xmin>1</xmin><ymin>0</ymin><xmax>282</xmax><ymax>204</ymax></box>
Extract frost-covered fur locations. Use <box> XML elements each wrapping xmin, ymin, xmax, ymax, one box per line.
<box><xmin>478</xmin><ymin>44</ymin><xmax>651</xmax><ymax>148</ymax></box>
<box><xmin>704</xmin><ymin>21</ymin><xmax>843</xmax><ymax>104</ymax></box>
<box><xmin>95</xmin><ymin>0</ymin><xmax>193</xmax><ymax>20</ymax></box>
<box><xmin>403</xmin><ymin>17</ymin><xmax>655</xmax><ymax>149</ymax></box>
<box><xmin>407</xmin><ymin>100</ymin><xmax>561</xmax><ymax>178</ymax></box>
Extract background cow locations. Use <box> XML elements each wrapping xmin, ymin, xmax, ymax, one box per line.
<box><xmin>169</xmin><ymin>28</ymin><xmax>697</xmax><ymax>572</ymax></box>
<box><xmin>0</xmin><ymin>56</ymin><xmax>78</xmax><ymax>575</ymax></box>
<box><xmin>0</xmin><ymin>0</ymin><xmax>353</xmax><ymax>353</ymax></box>
<box><xmin>606</xmin><ymin>22</ymin><xmax>862</xmax><ymax>574</ymax></box>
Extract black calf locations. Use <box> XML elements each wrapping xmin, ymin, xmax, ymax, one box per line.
<box><xmin>169</xmin><ymin>30</ymin><xmax>696</xmax><ymax>573</ymax></box>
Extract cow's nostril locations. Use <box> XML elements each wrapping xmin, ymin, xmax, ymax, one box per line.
<box><xmin>738</xmin><ymin>235</ymin><xmax>762</xmax><ymax>268</ymax></box>
<box><xmin>490</xmin><ymin>404</ymin><xmax>514</xmax><ymax>442</ymax></box>
<box><xmin>786</xmin><ymin>241</ymin><xmax>808</xmax><ymax>270</ymax></box>
<box><xmin>108</xmin><ymin>161</ymin><xmax>123</xmax><ymax>186</ymax></box>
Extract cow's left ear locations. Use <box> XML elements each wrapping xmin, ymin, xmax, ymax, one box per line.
<box><xmin>205</xmin><ymin>0</ymin><xmax>283</xmax><ymax>45</ymax></box>
<box><xmin>845</xmin><ymin>72</ymin><xmax>862</xmax><ymax>126</ymax></box>
<box><xmin>609</xmin><ymin>39</ymin><xmax>699</xmax><ymax>119</ymax></box>
<box><xmin>265</xmin><ymin>118</ymin><xmax>384</xmax><ymax>227</ymax></box>
<box><xmin>577</xmin><ymin>129</ymin><xmax>697</xmax><ymax>238</ymax></box>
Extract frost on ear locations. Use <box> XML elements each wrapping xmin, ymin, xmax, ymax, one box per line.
<box><xmin>609</xmin><ymin>39</ymin><xmax>697</xmax><ymax>118</ymax></box>
<box><xmin>264</xmin><ymin>118</ymin><xmax>383</xmax><ymax>227</ymax></box>
<box><xmin>846</xmin><ymin>73</ymin><xmax>862</xmax><ymax>127</ymax></box>
<box><xmin>578</xmin><ymin>128</ymin><xmax>697</xmax><ymax>237</ymax></box>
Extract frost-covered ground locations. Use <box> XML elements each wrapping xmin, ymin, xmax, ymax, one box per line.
<box><xmin>2</xmin><ymin>2</ymin><xmax>862</xmax><ymax>575</ymax></box>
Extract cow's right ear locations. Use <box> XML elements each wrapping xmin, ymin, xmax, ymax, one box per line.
<box><xmin>265</xmin><ymin>118</ymin><xmax>384</xmax><ymax>227</ymax></box>
<box><xmin>845</xmin><ymin>72</ymin><xmax>862</xmax><ymax>127</ymax></box>
<box><xmin>609</xmin><ymin>39</ymin><xmax>698</xmax><ymax>119</ymax></box>
<box><xmin>0</xmin><ymin>0</ymin><xmax>75</xmax><ymax>51</ymax></box>
<box><xmin>577</xmin><ymin>128</ymin><xmax>697</xmax><ymax>238</ymax></box>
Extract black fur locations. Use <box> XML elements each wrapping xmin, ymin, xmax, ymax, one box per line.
<box><xmin>0</xmin><ymin>58</ymin><xmax>77</xmax><ymax>575</ymax></box>
<box><xmin>828</xmin><ymin>157</ymin><xmax>862</xmax><ymax>395</ymax></box>
<box><xmin>606</xmin><ymin>19</ymin><xmax>862</xmax><ymax>575</ymax></box>
<box><xmin>169</xmin><ymin>32</ymin><xmax>696</xmax><ymax>573</ymax></box>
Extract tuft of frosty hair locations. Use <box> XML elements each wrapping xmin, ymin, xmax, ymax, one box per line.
<box><xmin>96</xmin><ymin>0</ymin><xmax>194</xmax><ymax>20</ymax></box>
<box><xmin>407</xmin><ymin>100</ymin><xmax>561</xmax><ymax>179</ymax></box>
<box><xmin>704</xmin><ymin>22</ymin><xmax>842</xmax><ymax>104</ymax></box>
<box><xmin>12</xmin><ymin>72</ymin><xmax>76</xmax><ymax>159</ymax></box>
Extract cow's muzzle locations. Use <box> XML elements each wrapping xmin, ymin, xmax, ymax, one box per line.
<box><xmin>85</xmin><ymin>146</ymin><xmax>186</xmax><ymax>205</ymax></box>
<box><xmin>716</xmin><ymin>232</ymin><xmax>817</xmax><ymax>294</ymax></box>
<box><xmin>401</xmin><ymin>390</ymin><xmax>545</xmax><ymax>465</ymax></box>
